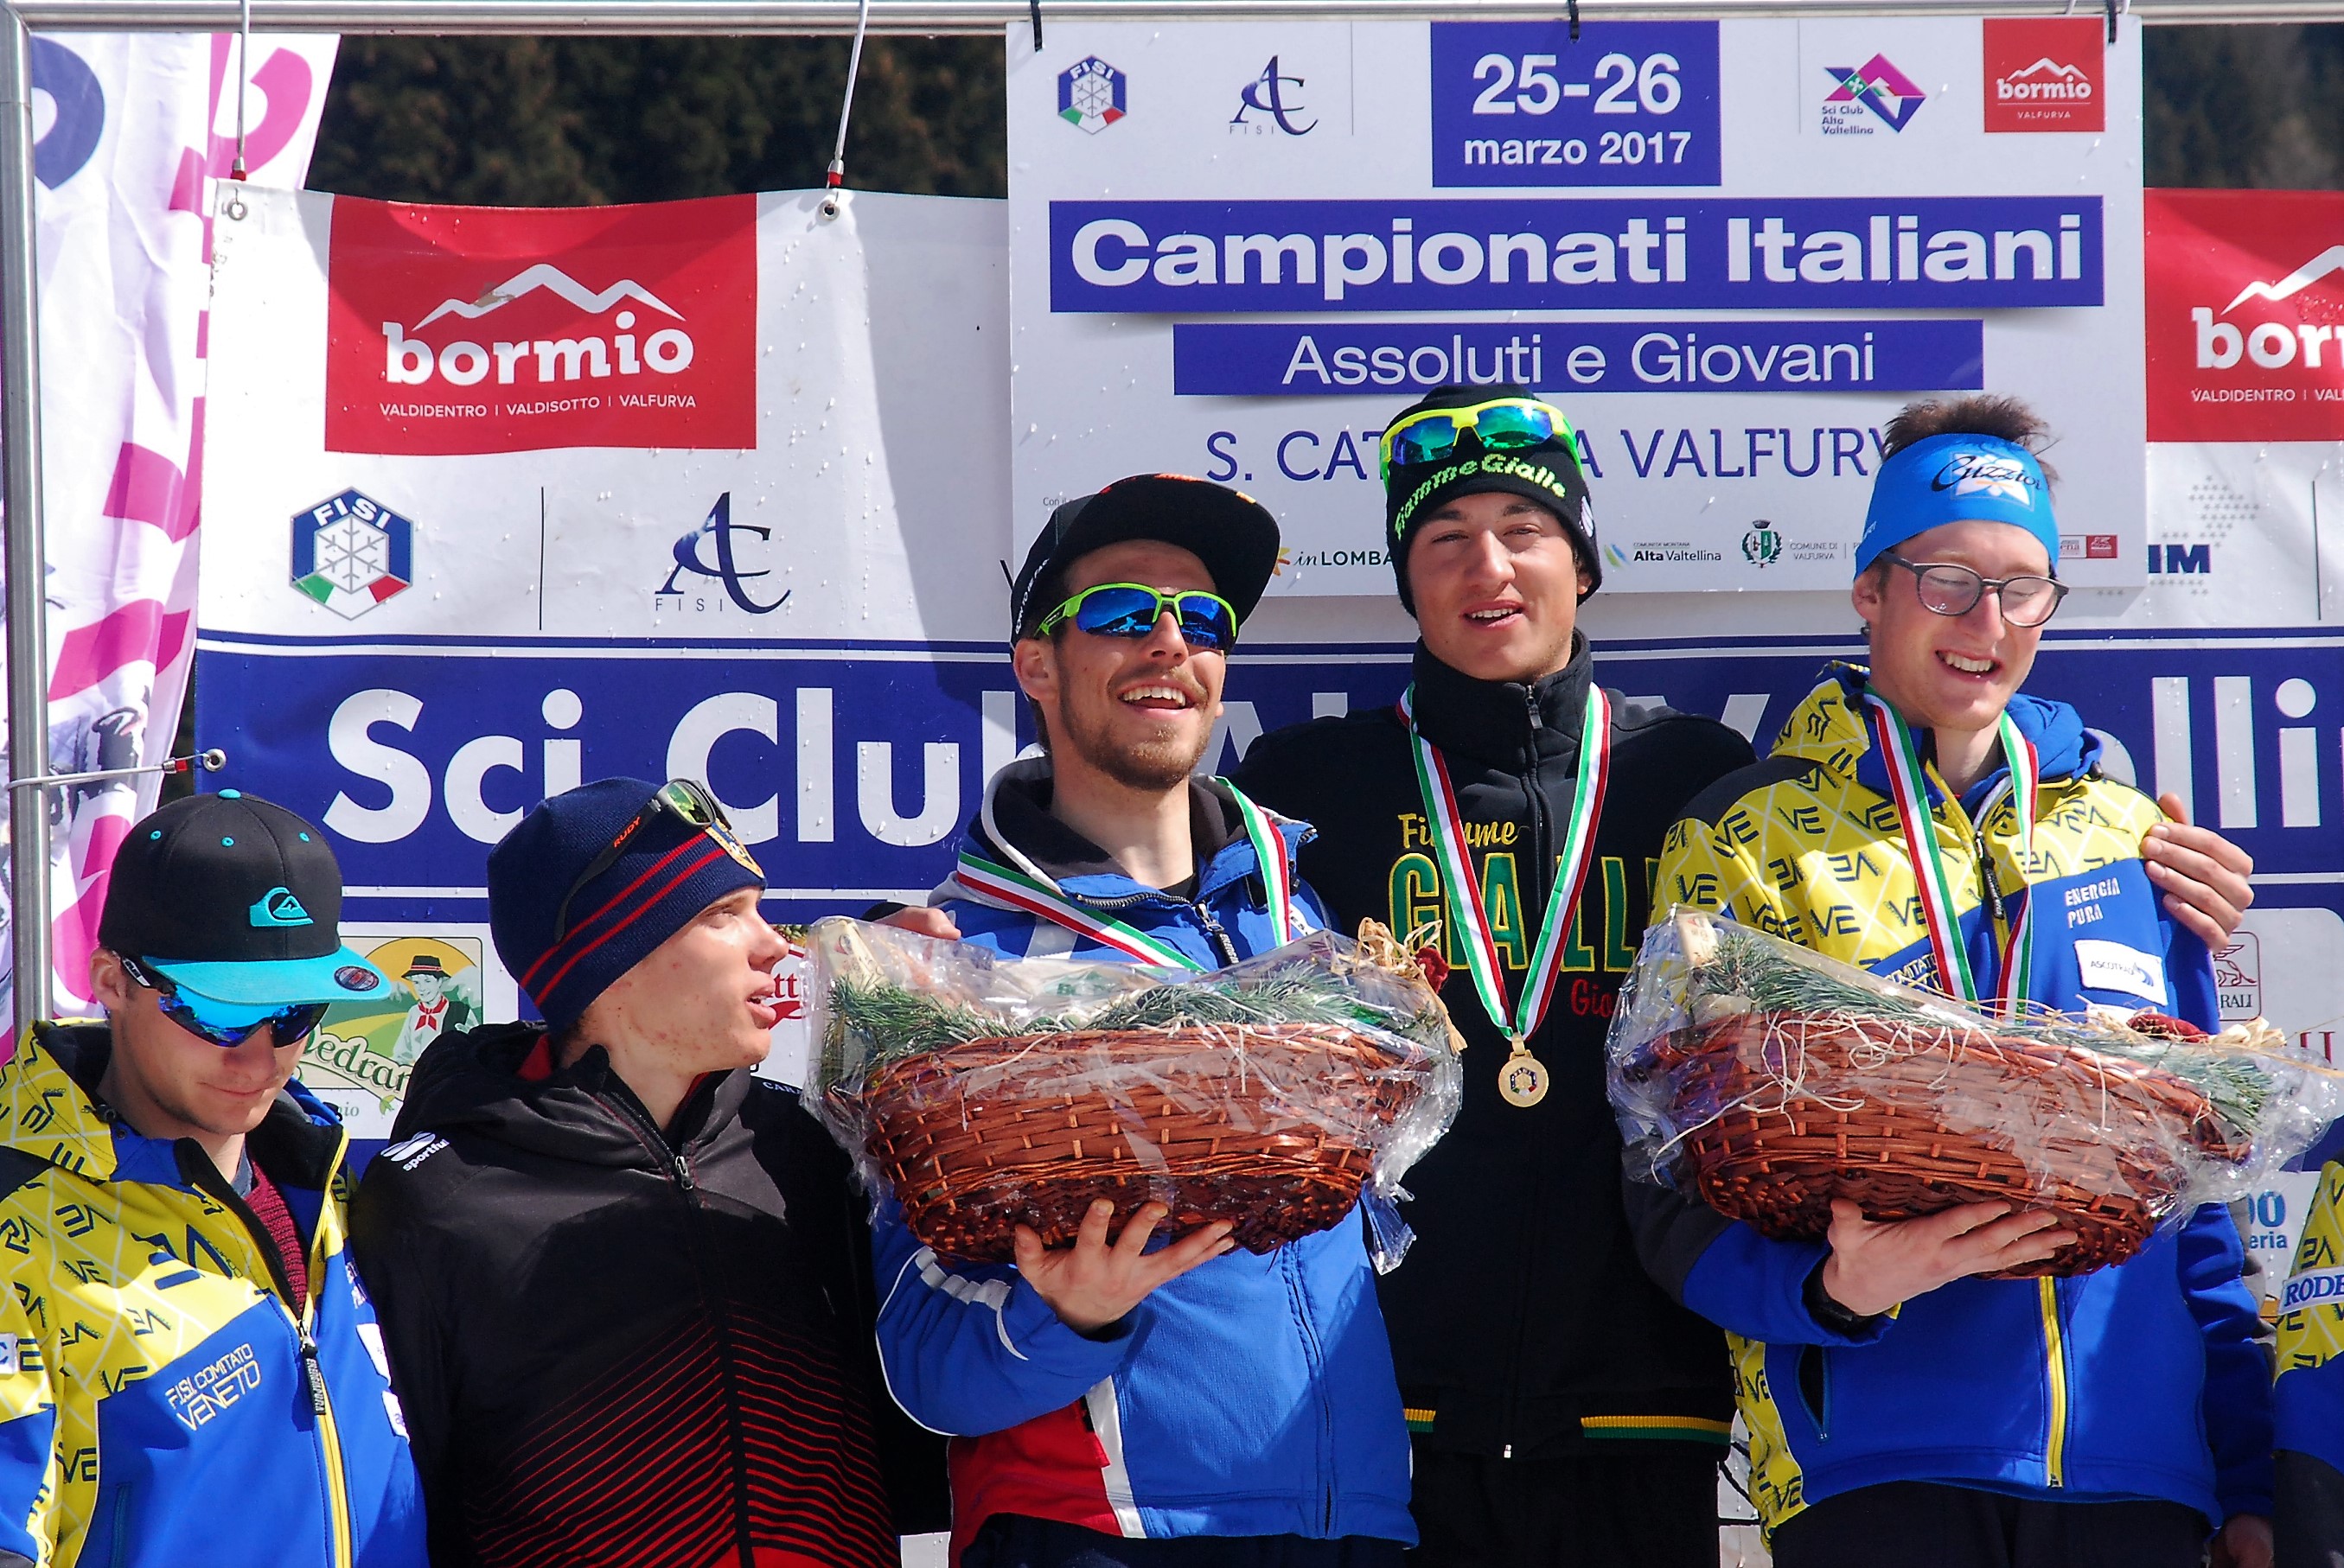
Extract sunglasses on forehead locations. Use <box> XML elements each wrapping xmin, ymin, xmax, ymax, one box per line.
<box><xmin>549</xmin><ymin>779</ymin><xmax>762</xmax><ymax>947</ymax></box>
<box><xmin>119</xmin><ymin>954</ymin><xmax>331</xmax><ymax>1049</ymax></box>
<box><xmin>1378</xmin><ymin>397</ymin><xmax>1577</xmax><ymax>484</ymax></box>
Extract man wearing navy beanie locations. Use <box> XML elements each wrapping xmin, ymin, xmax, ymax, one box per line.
<box><xmin>350</xmin><ymin>777</ymin><xmax>941</xmax><ymax>1566</ymax></box>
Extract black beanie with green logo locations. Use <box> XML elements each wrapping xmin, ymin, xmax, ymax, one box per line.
<box><xmin>1382</xmin><ymin>383</ymin><xmax>1600</xmax><ymax>614</ymax></box>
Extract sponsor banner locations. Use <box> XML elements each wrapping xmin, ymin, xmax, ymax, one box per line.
<box><xmin>324</xmin><ymin>195</ymin><xmax>759</xmax><ymax>456</ymax></box>
<box><xmin>1171</xmin><ymin>319</ymin><xmax>1983</xmax><ymax>398</ymax></box>
<box><xmin>2144</xmin><ymin>188</ymin><xmax>2344</xmax><ymax>443</ymax></box>
<box><xmin>3</xmin><ymin>32</ymin><xmax>334</xmax><ymax>1023</ymax></box>
<box><xmin>203</xmin><ymin>187</ymin><xmax>1008</xmax><ymax>647</ymax></box>
<box><xmin>1007</xmin><ymin>16</ymin><xmax>2147</xmax><ymax>593</ymax></box>
<box><xmin>1982</xmin><ymin>17</ymin><xmax>2105</xmax><ymax>134</ymax></box>
<box><xmin>199</xmin><ymin>623</ymin><xmax>2344</xmax><ymax>949</ymax></box>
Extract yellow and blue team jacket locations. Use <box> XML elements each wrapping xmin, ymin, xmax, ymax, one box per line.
<box><xmin>2275</xmin><ymin>1163</ymin><xmax>2344</xmax><ymax>1555</ymax></box>
<box><xmin>0</xmin><ymin>1023</ymin><xmax>425</xmax><ymax>1568</ymax></box>
<box><xmin>1650</xmin><ymin>668</ymin><xmax>2271</xmax><ymax>1536</ymax></box>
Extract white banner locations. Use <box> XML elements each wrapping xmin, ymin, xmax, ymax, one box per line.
<box><xmin>1006</xmin><ymin>15</ymin><xmax>2146</xmax><ymax>596</ymax></box>
<box><xmin>199</xmin><ymin>185</ymin><xmax>1012</xmax><ymax>1130</ymax></box>
<box><xmin>5</xmin><ymin>30</ymin><xmax>335</xmax><ymax>1022</ymax></box>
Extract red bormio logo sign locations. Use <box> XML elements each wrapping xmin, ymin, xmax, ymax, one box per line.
<box><xmin>326</xmin><ymin>195</ymin><xmax>757</xmax><ymax>456</ymax></box>
<box><xmin>2145</xmin><ymin>188</ymin><xmax>2344</xmax><ymax>442</ymax></box>
<box><xmin>1981</xmin><ymin>18</ymin><xmax>2103</xmax><ymax>135</ymax></box>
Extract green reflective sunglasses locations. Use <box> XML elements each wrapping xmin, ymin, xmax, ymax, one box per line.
<box><xmin>1033</xmin><ymin>583</ymin><xmax>1240</xmax><ymax>651</ymax></box>
<box><xmin>1378</xmin><ymin>397</ymin><xmax>1576</xmax><ymax>483</ymax></box>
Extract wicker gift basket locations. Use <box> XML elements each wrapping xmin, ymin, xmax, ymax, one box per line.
<box><xmin>806</xmin><ymin>918</ymin><xmax>1464</xmax><ymax>1265</ymax></box>
<box><xmin>1606</xmin><ymin>909</ymin><xmax>2342</xmax><ymax>1277</ymax></box>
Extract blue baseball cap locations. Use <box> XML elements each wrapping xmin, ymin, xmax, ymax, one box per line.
<box><xmin>1855</xmin><ymin>432</ymin><xmax>2059</xmax><ymax>578</ymax></box>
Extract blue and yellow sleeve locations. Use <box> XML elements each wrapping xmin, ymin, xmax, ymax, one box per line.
<box><xmin>2277</xmin><ymin>1163</ymin><xmax>2344</xmax><ymax>1557</ymax></box>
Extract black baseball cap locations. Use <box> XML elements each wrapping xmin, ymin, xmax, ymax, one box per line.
<box><xmin>1011</xmin><ymin>475</ymin><xmax>1281</xmax><ymax>640</ymax></box>
<box><xmin>99</xmin><ymin>791</ymin><xmax>390</xmax><ymax>1006</ymax></box>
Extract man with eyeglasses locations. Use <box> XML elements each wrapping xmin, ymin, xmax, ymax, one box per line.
<box><xmin>874</xmin><ymin>475</ymin><xmax>1417</xmax><ymax>1568</ymax></box>
<box><xmin>0</xmin><ymin>790</ymin><xmax>426</xmax><ymax>1566</ymax></box>
<box><xmin>349</xmin><ymin>776</ymin><xmax>937</xmax><ymax>1566</ymax></box>
<box><xmin>1227</xmin><ymin>385</ymin><xmax>2261</xmax><ymax>1568</ymax></box>
<box><xmin>1645</xmin><ymin>394</ymin><xmax>2273</xmax><ymax>1568</ymax></box>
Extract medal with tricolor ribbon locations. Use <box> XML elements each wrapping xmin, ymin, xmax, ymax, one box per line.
<box><xmin>1862</xmin><ymin>689</ymin><xmax>2039</xmax><ymax>1010</ymax></box>
<box><xmin>1400</xmin><ymin>683</ymin><xmax>1611</xmax><ymax>1108</ymax></box>
<box><xmin>948</xmin><ymin>780</ymin><xmax>1301</xmax><ymax>971</ymax></box>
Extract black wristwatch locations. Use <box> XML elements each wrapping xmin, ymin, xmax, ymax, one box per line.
<box><xmin>1804</xmin><ymin>1259</ymin><xmax>1882</xmax><ymax>1335</ymax></box>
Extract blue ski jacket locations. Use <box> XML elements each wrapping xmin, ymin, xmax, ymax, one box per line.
<box><xmin>871</xmin><ymin>762</ymin><xmax>1417</xmax><ymax>1558</ymax></box>
<box><xmin>1646</xmin><ymin>672</ymin><xmax>2272</xmax><ymax>1537</ymax></box>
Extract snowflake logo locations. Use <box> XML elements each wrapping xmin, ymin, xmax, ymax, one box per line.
<box><xmin>291</xmin><ymin>488</ymin><xmax>414</xmax><ymax>620</ymax></box>
<box><xmin>316</xmin><ymin>517</ymin><xmax>392</xmax><ymax>593</ymax></box>
<box><xmin>1057</xmin><ymin>57</ymin><xmax>1127</xmax><ymax>134</ymax></box>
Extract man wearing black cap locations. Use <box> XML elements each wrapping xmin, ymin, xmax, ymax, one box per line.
<box><xmin>877</xmin><ymin>475</ymin><xmax>1417</xmax><ymax>1568</ymax></box>
<box><xmin>349</xmin><ymin>777</ymin><xmax>932</xmax><ymax>1566</ymax></box>
<box><xmin>0</xmin><ymin>790</ymin><xmax>425</xmax><ymax>1566</ymax></box>
<box><xmin>1229</xmin><ymin>385</ymin><xmax>2262</xmax><ymax>1568</ymax></box>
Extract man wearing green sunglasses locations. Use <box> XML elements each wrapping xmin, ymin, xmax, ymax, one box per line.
<box><xmin>878</xmin><ymin>474</ymin><xmax>1420</xmax><ymax>1567</ymax></box>
<box><xmin>1231</xmin><ymin>383</ymin><xmax>2262</xmax><ymax>1568</ymax></box>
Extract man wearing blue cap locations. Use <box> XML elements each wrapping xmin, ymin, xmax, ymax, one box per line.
<box><xmin>1647</xmin><ymin>395</ymin><xmax>2273</xmax><ymax>1568</ymax></box>
<box><xmin>350</xmin><ymin>777</ymin><xmax>934</xmax><ymax>1566</ymax></box>
<box><xmin>0</xmin><ymin>789</ymin><xmax>425</xmax><ymax>1566</ymax></box>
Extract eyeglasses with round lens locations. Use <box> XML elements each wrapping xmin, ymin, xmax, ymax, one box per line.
<box><xmin>1880</xmin><ymin>552</ymin><xmax>2069</xmax><ymax>629</ymax></box>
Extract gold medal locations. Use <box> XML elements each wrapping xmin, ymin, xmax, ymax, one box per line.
<box><xmin>1498</xmin><ymin>1035</ymin><xmax>1549</xmax><ymax>1108</ymax></box>
<box><xmin>1402</xmin><ymin>684</ymin><xmax>1609</xmax><ymax>1119</ymax></box>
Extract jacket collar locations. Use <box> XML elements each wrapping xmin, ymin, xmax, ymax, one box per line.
<box><xmin>10</xmin><ymin>1021</ymin><xmax>345</xmax><ymax>1191</ymax></box>
<box><xmin>393</xmin><ymin>1020</ymin><xmax>752</xmax><ymax>1164</ymax></box>
<box><xmin>960</xmin><ymin>757</ymin><xmax>1309</xmax><ymax>912</ymax></box>
<box><xmin>1406</xmin><ymin>633</ymin><xmax>1595</xmax><ymax>772</ymax></box>
<box><xmin>1779</xmin><ymin>663</ymin><xmax>2098</xmax><ymax>814</ymax></box>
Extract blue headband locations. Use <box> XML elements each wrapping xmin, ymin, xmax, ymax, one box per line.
<box><xmin>1855</xmin><ymin>432</ymin><xmax>2058</xmax><ymax>578</ymax></box>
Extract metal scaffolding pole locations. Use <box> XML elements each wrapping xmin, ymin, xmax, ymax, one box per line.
<box><xmin>9</xmin><ymin>0</ymin><xmax>2344</xmax><ymax>29</ymax></box>
<box><xmin>0</xmin><ymin>4</ymin><xmax>46</xmax><ymax>1030</ymax></box>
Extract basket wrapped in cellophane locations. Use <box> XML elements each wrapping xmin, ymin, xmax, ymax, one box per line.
<box><xmin>805</xmin><ymin>918</ymin><xmax>1464</xmax><ymax>1267</ymax></box>
<box><xmin>1606</xmin><ymin>908</ymin><xmax>2343</xmax><ymax>1276</ymax></box>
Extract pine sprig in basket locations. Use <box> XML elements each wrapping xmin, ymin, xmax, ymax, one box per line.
<box><xmin>1673</xmin><ymin>914</ymin><xmax>2277</xmax><ymax>1137</ymax></box>
<box><xmin>827</xmin><ymin>958</ymin><xmax>1456</xmax><ymax>1067</ymax></box>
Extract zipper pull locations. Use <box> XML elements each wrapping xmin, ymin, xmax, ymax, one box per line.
<box><xmin>297</xmin><ymin>1326</ymin><xmax>329</xmax><ymax>1414</ymax></box>
<box><xmin>1523</xmin><ymin>691</ymin><xmax>1542</xmax><ymax>730</ymax></box>
<box><xmin>673</xmin><ymin>1155</ymin><xmax>696</xmax><ymax>1194</ymax></box>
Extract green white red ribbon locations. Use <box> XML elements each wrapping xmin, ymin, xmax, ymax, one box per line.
<box><xmin>1398</xmin><ymin>683</ymin><xmax>1611</xmax><ymax>1048</ymax></box>
<box><xmin>948</xmin><ymin>780</ymin><xmax>1300</xmax><ymax>971</ymax></box>
<box><xmin>1862</xmin><ymin>690</ymin><xmax>2038</xmax><ymax>1010</ymax></box>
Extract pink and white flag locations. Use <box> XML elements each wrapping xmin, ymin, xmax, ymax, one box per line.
<box><xmin>3</xmin><ymin>30</ymin><xmax>335</xmax><ymax>1024</ymax></box>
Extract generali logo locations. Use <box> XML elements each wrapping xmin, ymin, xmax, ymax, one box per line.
<box><xmin>326</xmin><ymin>195</ymin><xmax>757</xmax><ymax>456</ymax></box>
<box><xmin>2145</xmin><ymin>188</ymin><xmax>2344</xmax><ymax>442</ymax></box>
<box><xmin>1982</xmin><ymin>18</ymin><xmax>2104</xmax><ymax>134</ymax></box>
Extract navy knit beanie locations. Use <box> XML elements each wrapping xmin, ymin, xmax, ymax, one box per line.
<box><xmin>488</xmin><ymin>777</ymin><xmax>764</xmax><ymax>1032</ymax></box>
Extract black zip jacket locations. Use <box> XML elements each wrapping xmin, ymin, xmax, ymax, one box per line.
<box><xmin>1231</xmin><ymin>637</ymin><xmax>1754</xmax><ymax>1461</ymax></box>
<box><xmin>348</xmin><ymin>1023</ymin><xmax>944</xmax><ymax>1567</ymax></box>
